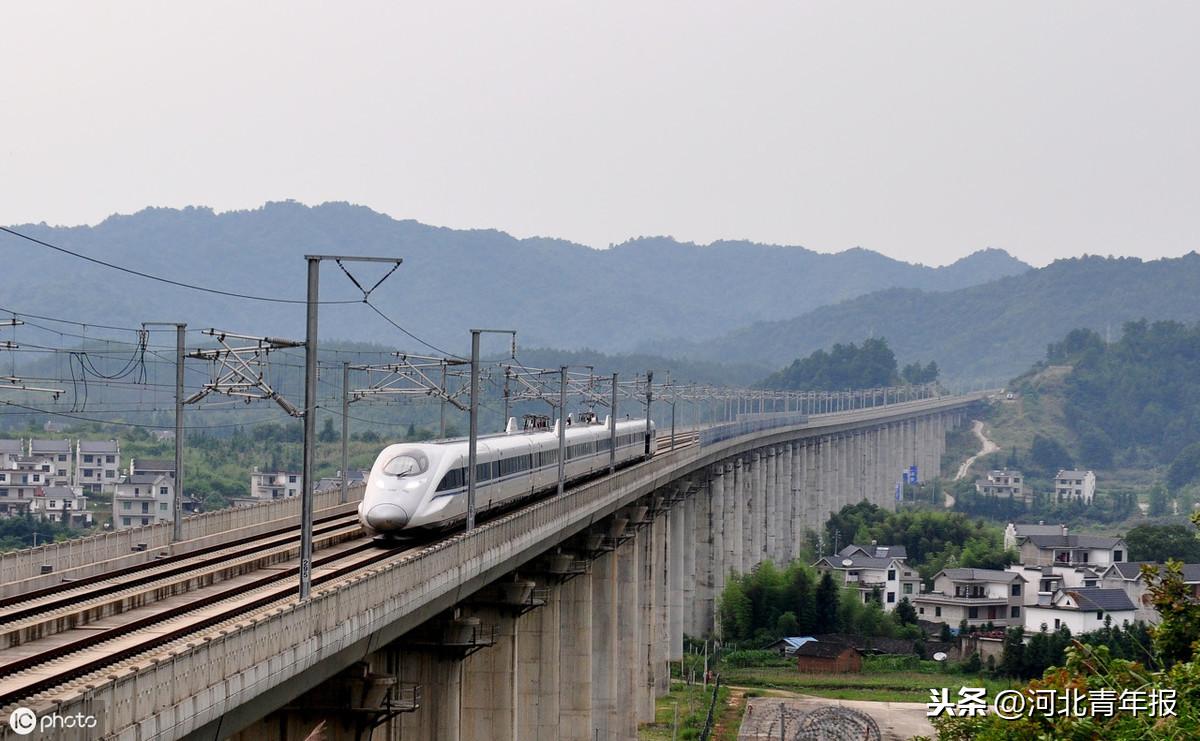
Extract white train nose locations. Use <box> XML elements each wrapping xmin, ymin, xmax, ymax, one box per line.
<box><xmin>365</xmin><ymin>503</ymin><xmax>410</xmax><ymax>531</ymax></box>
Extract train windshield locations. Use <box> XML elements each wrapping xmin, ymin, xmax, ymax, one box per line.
<box><xmin>383</xmin><ymin>454</ymin><xmax>426</xmax><ymax>477</ymax></box>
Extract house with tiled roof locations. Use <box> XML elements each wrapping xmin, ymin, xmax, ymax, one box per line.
<box><xmin>813</xmin><ymin>547</ymin><xmax>920</xmax><ymax>612</ymax></box>
<box><xmin>1013</xmin><ymin>525</ymin><xmax>1125</xmax><ymax>567</ymax></box>
<box><xmin>1024</xmin><ymin>587</ymin><xmax>1136</xmax><ymax>633</ymax></box>
<box><xmin>913</xmin><ymin>568</ymin><xmax>1026</xmax><ymax>628</ymax></box>
<box><xmin>1100</xmin><ymin>562</ymin><xmax>1200</xmax><ymax>624</ymax></box>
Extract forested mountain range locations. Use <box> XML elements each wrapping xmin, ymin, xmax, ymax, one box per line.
<box><xmin>1</xmin><ymin>201</ymin><xmax>1027</xmax><ymax>355</ymax></box>
<box><xmin>660</xmin><ymin>254</ymin><xmax>1200</xmax><ymax>385</ymax></box>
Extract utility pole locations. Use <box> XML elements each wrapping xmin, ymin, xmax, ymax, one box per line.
<box><xmin>299</xmin><ymin>254</ymin><xmax>403</xmax><ymax>600</ymax></box>
<box><xmin>439</xmin><ymin>364</ymin><xmax>447</xmax><ymax>438</ymax></box>
<box><xmin>609</xmin><ymin>372</ymin><xmax>618</xmax><ymax>474</ymax></box>
<box><xmin>341</xmin><ymin>361</ymin><xmax>350</xmax><ymax>505</ymax></box>
<box><xmin>301</xmin><ymin>257</ymin><xmax>320</xmax><ymax>601</ymax></box>
<box><xmin>144</xmin><ymin>322</ymin><xmax>186</xmax><ymax>543</ymax></box>
<box><xmin>645</xmin><ymin>371</ymin><xmax>654</xmax><ymax>456</ymax></box>
<box><xmin>466</xmin><ymin>329</ymin><xmax>516</xmax><ymax>531</ymax></box>
<box><xmin>558</xmin><ymin>366</ymin><xmax>567</xmax><ymax>496</ymax></box>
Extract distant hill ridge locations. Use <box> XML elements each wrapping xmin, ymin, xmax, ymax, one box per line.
<box><xmin>660</xmin><ymin>253</ymin><xmax>1200</xmax><ymax>385</ymax></box>
<box><xmin>2</xmin><ymin>201</ymin><xmax>1028</xmax><ymax>354</ymax></box>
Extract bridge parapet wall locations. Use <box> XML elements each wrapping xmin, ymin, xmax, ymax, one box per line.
<box><xmin>0</xmin><ymin>485</ymin><xmax>364</xmax><ymax>595</ymax></box>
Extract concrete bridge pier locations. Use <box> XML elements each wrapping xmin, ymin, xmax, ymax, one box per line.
<box><xmin>559</xmin><ymin>565</ymin><xmax>594</xmax><ymax>739</ymax></box>
<box><xmin>729</xmin><ymin>458</ymin><xmax>744</xmax><ymax>576</ymax></box>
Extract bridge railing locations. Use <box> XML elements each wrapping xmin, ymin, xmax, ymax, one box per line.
<box><xmin>0</xmin><ymin>485</ymin><xmax>364</xmax><ymax>589</ymax></box>
<box><xmin>699</xmin><ymin>412</ymin><xmax>810</xmax><ymax>447</ymax></box>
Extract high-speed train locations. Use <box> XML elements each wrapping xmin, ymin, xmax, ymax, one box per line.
<box><xmin>359</xmin><ymin>414</ymin><xmax>657</xmax><ymax>535</ymax></box>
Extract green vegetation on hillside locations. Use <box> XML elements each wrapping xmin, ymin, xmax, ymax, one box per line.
<box><xmin>824</xmin><ymin>501</ymin><xmax>1016</xmax><ymax>584</ymax></box>
<box><xmin>759</xmin><ymin>337</ymin><xmax>938</xmax><ymax>391</ymax></box>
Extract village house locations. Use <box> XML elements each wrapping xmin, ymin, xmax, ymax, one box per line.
<box><xmin>250</xmin><ymin>469</ymin><xmax>303</xmax><ymax>500</ymax></box>
<box><xmin>1024</xmin><ymin>587</ymin><xmax>1136</xmax><ymax>634</ymax></box>
<box><xmin>76</xmin><ymin>440</ymin><xmax>121</xmax><ymax>494</ymax></box>
<box><xmin>1054</xmin><ymin>470</ymin><xmax>1097</xmax><ymax>504</ymax></box>
<box><xmin>112</xmin><ymin>473</ymin><xmax>175</xmax><ymax>530</ymax></box>
<box><xmin>913</xmin><ymin>568</ymin><xmax>1026</xmax><ymax>629</ymax></box>
<box><xmin>1100</xmin><ymin>562</ymin><xmax>1200</xmax><ymax>624</ymax></box>
<box><xmin>793</xmin><ymin>641</ymin><xmax>862</xmax><ymax>673</ymax></box>
<box><xmin>1012</xmin><ymin>525</ymin><xmax>1125</xmax><ymax>567</ymax></box>
<box><xmin>976</xmin><ymin>469</ymin><xmax>1026</xmax><ymax>500</ymax></box>
<box><xmin>813</xmin><ymin>544</ymin><xmax>921</xmax><ymax>611</ymax></box>
<box><xmin>30</xmin><ymin>485</ymin><xmax>93</xmax><ymax>528</ymax></box>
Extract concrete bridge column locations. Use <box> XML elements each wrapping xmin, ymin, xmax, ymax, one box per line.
<box><xmin>691</xmin><ymin>477</ymin><xmax>710</xmax><ymax>636</ymax></box>
<box><xmin>616</xmin><ymin>536</ymin><xmax>641</xmax><ymax>740</ymax></box>
<box><xmin>590</xmin><ymin>548</ymin><xmax>618</xmax><ymax>739</ymax></box>
<box><xmin>797</xmin><ymin>441</ymin><xmax>810</xmax><ymax>533</ymax></box>
<box><xmin>809</xmin><ymin>440</ymin><xmax>822</xmax><ymax>530</ymax></box>
<box><xmin>653</xmin><ymin>510</ymin><xmax>670</xmax><ymax>698</ymax></box>
<box><xmin>668</xmin><ymin>500</ymin><xmax>685</xmax><ymax>660</ymax></box>
<box><xmin>709</xmin><ymin>465</ymin><xmax>726</xmax><ymax>634</ymax></box>
<box><xmin>747</xmin><ymin>451</ymin><xmax>761</xmax><ymax>569</ymax></box>
<box><xmin>765</xmin><ymin>448</ymin><xmax>777</xmax><ymax>564</ymax></box>
<box><xmin>730</xmin><ymin>459</ymin><xmax>744</xmax><ymax>576</ymax></box>
<box><xmin>638</xmin><ymin>514</ymin><xmax>656</xmax><ymax>721</ymax></box>
<box><xmin>833</xmin><ymin>434</ymin><xmax>846</xmax><ymax>514</ymax></box>
<box><xmin>461</xmin><ymin>607</ymin><xmax>518</xmax><ymax>741</ymax></box>
<box><xmin>782</xmin><ymin>444</ymin><xmax>795</xmax><ymax>562</ymax></box>
<box><xmin>396</xmin><ymin>647</ymin><xmax>462</xmax><ymax>741</ymax></box>
<box><xmin>856</xmin><ymin>431</ymin><xmax>867</xmax><ymax>503</ymax></box>
<box><xmin>516</xmin><ymin>584</ymin><xmax>560</xmax><ymax>741</ymax></box>
<box><xmin>559</xmin><ymin>567</ymin><xmax>593</xmax><ymax>738</ymax></box>
<box><xmin>683</xmin><ymin>489</ymin><xmax>699</xmax><ymax>636</ymax></box>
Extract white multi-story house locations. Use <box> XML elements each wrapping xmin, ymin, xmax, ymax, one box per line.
<box><xmin>129</xmin><ymin>458</ymin><xmax>175</xmax><ymax>480</ymax></box>
<box><xmin>250</xmin><ymin>469</ymin><xmax>303</xmax><ymax>500</ymax></box>
<box><xmin>0</xmin><ymin>439</ymin><xmax>22</xmax><ymax>469</ymax></box>
<box><xmin>813</xmin><ymin>544</ymin><xmax>921</xmax><ymax>611</ymax></box>
<box><xmin>30</xmin><ymin>485</ymin><xmax>93</xmax><ymax>528</ymax></box>
<box><xmin>76</xmin><ymin>440</ymin><xmax>121</xmax><ymax>494</ymax></box>
<box><xmin>1012</xmin><ymin>525</ymin><xmax>1125</xmax><ymax>567</ymax></box>
<box><xmin>0</xmin><ymin>444</ymin><xmax>68</xmax><ymax>515</ymax></box>
<box><xmin>976</xmin><ymin>470</ymin><xmax>1025</xmax><ymax>500</ymax></box>
<box><xmin>112</xmin><ymin>473</ymin><xmax>174</xmax><ymax>530</ymax></box>
<box><xmin>28</xmin><ymin>439</ymin><xmax>73</xmax><ymax>486</ymax></box>
<box><xmin>1006</xmin><ymin>564</ymin><xmax>1102</xmax><ymax>607</ymax></box>
<box><xmin>1024</xmin><ymin>587</ymin><xmax>1136</xmax><ymax>634</ymax></box>
<box><xmin>913</xmin><ymin>568</ymin><xmax>1026</xmax><ymax>629</ymax></box>
<box><xmin>1100</xmin><ymin>562</ymin><xmax>1200</xmax><ymax>625</ymax></box>
<box><xmin>1054</xmin><ymin>470</ymin><xmax>1096</xmax><ymax>504</ymax></box>
<box><xmin>1003</xmin><ymin>522</ymin><xmax>1064</xmax><ymax>551</ymax></box>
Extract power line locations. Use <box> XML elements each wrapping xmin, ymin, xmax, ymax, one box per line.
<box><xmin>0</xmin><ymin>226</ymin><xmax>361</xmax><ymax>305</ymax></box>
<box><xmin>0</xmin><ymin>400</ymin><xmax>291</xmax><ymax>429</ymax></box>
<box><xmin>362</xmin><ymin>299</ymin><xmax>466</xmax><ymax>360</ymax></box>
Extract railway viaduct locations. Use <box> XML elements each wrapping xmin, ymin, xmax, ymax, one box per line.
<box><xmin>0</xmin><ymin>392</ymin><xmax>984</xmax><ymax>740</ymax></box>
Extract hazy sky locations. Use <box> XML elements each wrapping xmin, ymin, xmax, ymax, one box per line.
<box><xmin>2</xmin><ymin>2</ymin><xmax>1197</xmax><ymax>267</ymax></box>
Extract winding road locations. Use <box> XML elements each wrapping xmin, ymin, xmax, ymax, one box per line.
<box><xmin>946</xmin><ymin>419</ymin><xmax>999</xmax><ymax>508</ymax></box>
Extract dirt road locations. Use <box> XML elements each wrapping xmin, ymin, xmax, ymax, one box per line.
<box><xmin>945</xmin><ymin>420</ymin><xmax>998</xmax><ymax>508</ymax></box>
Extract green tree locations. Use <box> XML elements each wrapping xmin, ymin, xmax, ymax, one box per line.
<box><xmin>1125</xmin><ymin>523</ymin><xmax>1200</xmax><ymax>563</ymax></box>
<box><xmin>1169</xmin><ymin>443</ymin><xmax>1200</xmax><ymax>491</ymax></box>
<box><xmin>894</xmin><ymin>597</ymin><xmax>918</xmax><ymax>626</ymax></box>
<box><xmin>1030</xmin><ymin>434</ymin><xmax>1073</xmax><ymax>474</ymax></box>
<box><xmin>815</xmin><ymin>572</ymin><xmax>840</xmax><ymax>633</ymax></box>
<box><xmin>1148</xmin><ymin>483</ymin><xmax>1171</xmax><ymax>518</ymax></box>
<box><xmin>318</xmin><ymin>417</ymin><xmax>338</xmax><ymax>443</ymax></box>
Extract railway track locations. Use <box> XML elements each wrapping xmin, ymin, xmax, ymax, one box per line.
<box><xmin>0</xmin><ymin>430</ymin><xmax>700</xmax><ymax>712</ymax></box>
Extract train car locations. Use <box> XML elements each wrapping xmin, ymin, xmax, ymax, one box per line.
<box><xmin>359</xmin><ymin>415</ymin><xmax>656</xmax><ymax>535</ymax></box>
